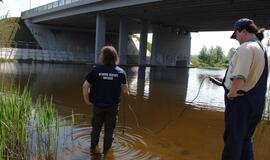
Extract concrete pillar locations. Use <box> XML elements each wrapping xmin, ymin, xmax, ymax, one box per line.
<box><xmin>176</xmin><ymin>32</ymin><xmax>191</xmax><ymax>67</ymax></box>
<box><xmin>137</xmin><ymin>66</ymin><xmax>146</xmax><ymax>96</ymax></box>
<box><xmin>149</xmin><ymin>28</ymin><xmax>191</xmax><ymax>67</ymax></box>
<box><xmin>118</xmin><ymin>18</ymin><xmax>129</xmax><ymax>65</ymax></box>
<box><xmin>139</xmin><ymin>20</ymin><xmax>148</xmax><ymax>65</ymax></box>
<box><xmin>95</xmin><ymin>13</ymin><xmax>106</xmax><ymax>64</ymax></box>
<box><xmin>150</xmin><ymin>27</ymin><xmax>159</xmax><ymax>65</ymax></box>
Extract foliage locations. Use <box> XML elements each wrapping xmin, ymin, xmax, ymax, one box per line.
<box><xmin>0</xmin><ymin>17</ymin><xmax>38</xmax><ymax>48</ymax></box>
<box><xmin>131</xmin><ymin>34</ymin><xmax>152</xmax><ymax>52</ymax></box>
<box><xmin>190</xmin><ymin>45</ymin><xmax>231</xmax><ymax>68</ymax></box>
<box><xmin>0</xmin><ymin>87</ymin><xmax>61</xmax><ymax>159</ymax></box>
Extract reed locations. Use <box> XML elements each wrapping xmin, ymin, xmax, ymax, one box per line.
<box><xmin>0</xmin><ymin>88</ymin><xmax>62</xmax><ymax>160</ymax></box>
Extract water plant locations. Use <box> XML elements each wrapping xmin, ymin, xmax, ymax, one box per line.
<box><xmin>0</xmin><ymin>88</ymin><xmax>61</xmax><ymax>160</ymax></box>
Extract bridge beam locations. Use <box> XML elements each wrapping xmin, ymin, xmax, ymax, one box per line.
<box><xmin>95</xmin><ymin>13</ymin><xmax>106</xmax><ymax>64</ymax></box>
<box><xmin>118</xmin><ymin>18</ymin><xmax>129</xmax><ymax>65</ymax></box>
<box><xmin>139</xmin><ymin>20</ymin><xmax>148</xmax><ymax>65</ymax></box>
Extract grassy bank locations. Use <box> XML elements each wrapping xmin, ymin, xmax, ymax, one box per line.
<box><xmin>0</xmin><ymin>17</ymin><xmax>38</xmax><ymax>48</ymax></box>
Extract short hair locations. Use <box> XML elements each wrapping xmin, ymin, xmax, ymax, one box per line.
<box><xmin>100</xmin><ymin>46</ymin><xmax>119</xmax><ymax>65</ymax></box>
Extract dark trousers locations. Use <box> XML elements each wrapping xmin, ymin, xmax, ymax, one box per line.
<box><xmin>91</xmin><ymin>106</ymin><xmax>118</xmax><ymax>152</ymax></box>
<box><xmin>222</xmin><ymin>95</ymin><xmax>264</xmax><ymax>160</ymax></box>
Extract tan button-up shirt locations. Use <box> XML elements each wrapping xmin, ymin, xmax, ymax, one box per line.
<box><xmin>224</xmin><ymin>40</ymin><xmax>265</xmax><ymax>91</ymax></box>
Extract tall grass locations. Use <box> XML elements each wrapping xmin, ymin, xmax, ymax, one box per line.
<box><xmin>0</xmin><ymin>88</ymin><xmax>61</xmax><ymax>159</ymax></box>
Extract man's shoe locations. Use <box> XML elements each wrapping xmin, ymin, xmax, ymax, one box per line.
<box><xmin>103</xmin><ymin>150</ymin><xmax>108</xmax><ymax>156</ymax></box>
<box><xmin>103</xmin><ymin>148</ymin><xmax>112</xmax><ymax>157</ymax></box>
<box><xmin>90</xmin><ymin>146</ymin><xmax>96</xmax><ymax>154</ymax></box>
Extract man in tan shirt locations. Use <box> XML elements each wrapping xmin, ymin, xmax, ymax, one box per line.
<box><xmin>211</xmin><ymin>18</ymin><xmax>268</xmax><ymax>160</ymax></box>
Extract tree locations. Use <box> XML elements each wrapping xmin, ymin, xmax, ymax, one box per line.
<box><xmin>198</xmin><ymin>45</ymin><xmax>209</xmax><ymax>63</ymax></box>
<box><xmin>215</xmin><ymin>46</ymin><xmax>224</xmax><ymax>62</ymax></box>
<box><xmin>208</xmin><ymin>46</ymin><xmax>224</xmax><ymax>65</ymax></box>
<box><xmin>193</xmin><ymin>45</ymin><xmax>227</xmax><ymax>67</ymax></box>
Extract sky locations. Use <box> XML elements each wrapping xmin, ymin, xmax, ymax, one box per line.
<box><xmin>191</xmin><ymin>31</ymin><xmax>239</xmax><ymax>55</ymax></box>
<box><xmin>0</xmin><ymin>0</ymin><xmax>55</xmax><ymax>16</ymax></box>
<box><xmin>0</xmin><ymin>0</ymin><xmax>269</xmax><ymax>55</ymax></box>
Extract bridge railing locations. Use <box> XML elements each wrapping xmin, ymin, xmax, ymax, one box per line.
<box><xmin>0</xmin><ymin>41</ymin><xmax>41</xmax><ymax>49</ymax></box>
<box><xmin>0</xmin><ymin>41</ymin><xmax>94</xmax><ymax>53</ymax></box>
<box><xmin>0</xmin><ymin>41</ymin><xmax>94</xmax><ymax>63</ymax></box>
<box><xmin>21</xmin><ymin>0</ymin><xmax>100</xmax><ymax>18</ymax></box>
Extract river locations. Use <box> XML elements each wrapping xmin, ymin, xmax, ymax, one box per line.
<box><xmin>0</xmin><ymin>63</ymin><xmax>269</xmax><ymax>160</ymax></box>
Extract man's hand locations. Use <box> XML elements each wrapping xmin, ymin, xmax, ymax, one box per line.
<box><xmin>209</xmin><ymin>77</ymin><xmax>223</xmax><ymax>86</ymax></box>
<box><xmin>227</xmin><ymin>91</ymin><xmax>244</xmax><ymax>100</ymax></box>
<box><xmin>227</xmin><ymin>78</ymin><xmax>245</xmax><ymax>100</ymax></box>
<box><xmin>121</xmin><ymin>84</ymin><xmax>129</xmax><ymax>96</ymax></box>
<box><xmin>85</xmin><ymin>101</ymin><xmax>93</xmax><ymax>106</ymax></box>
<box><xmin>82</xmin><ymin>80</ymin><xmax>92</xmax><ymax>105</ymax></box>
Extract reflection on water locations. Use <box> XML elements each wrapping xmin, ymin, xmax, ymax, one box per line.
<box><xmin>0</xmin><ymin>63</ymin><xmax>269</xmax><ymax>160</ymax></box>
<box><xmin>186</xmin><ymin>68</ymin><xmax>226</xmax><ymax>110</ymax></box>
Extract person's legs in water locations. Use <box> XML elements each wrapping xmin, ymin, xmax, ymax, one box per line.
<box><xmin>241</xmin><ymin>102</ymin><xmax>264</xmax><ymax>160</ymax></box>
<box><xmin>222</xmin><ymin>97</ymin><xmax>251</xmax><ymax>160</ymax></box>
<box><xmin>91</xmin><ymin>107</ymin><xmax>105</xmax><ymax>153</ymax></box>
<box><xmin>103</xmin><ymin>107</ymin><xmax>118</xmax><ymax>155</ymax></box>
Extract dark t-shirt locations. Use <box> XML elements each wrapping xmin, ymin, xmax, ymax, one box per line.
<box><xmin>85</xmin><ymin>65</ymin><xmax>127</xmax><ymax>108</ymax></box>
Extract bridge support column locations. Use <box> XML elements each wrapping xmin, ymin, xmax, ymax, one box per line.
<box><xmin>150</xmin><ymin>27</ymin><xmax>191</xmax><ymax>67</ymax></box>
<box><xmin>95</xmin><ymin>13</ymin><xmax>106</xmax><ymax>64</ymax></box>
<box><xmin>137</xmin><ymin>67</ymin><xmax>146</xmax><ymax>96</ymax></box>
<box><xmin>118</xmin><ymin>18</ymin><xmax>129</xmax><ymax>65</ymax></box>
<box><xmin>139</xmin><ymin>20</ymin><xmax>148</xmax><ymax>65</ymax></box>
<box><xmin>177</xmin><ymin>32</ymin><xmax>191</xmax><ymax>67</ymax></box>
<box><xmin>150</xmin><ymin>27</ymin><xmax>159</xmax><ymax>65</ymax></box>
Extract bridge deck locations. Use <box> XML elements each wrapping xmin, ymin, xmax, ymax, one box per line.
<box><xmin>21</xmin><ymin>0</ymin><xmax>270</xmax><ymax>32</ymax></box>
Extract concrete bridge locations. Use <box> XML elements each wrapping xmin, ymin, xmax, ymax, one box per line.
<box><xmin>21</xmin><ymin>0</ymin><xmax>270</xmax><ymax>66</ymax></box>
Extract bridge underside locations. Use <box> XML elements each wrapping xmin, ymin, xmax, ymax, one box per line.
<box><xmin>29</xmin><ymin>0</ymin><xmax>270</xmax><ymax>33</ymax></box>
<box><xmin>22</xmin><ymin>0</ymin><xmax>270</xmax><ymax>66</ymax></box>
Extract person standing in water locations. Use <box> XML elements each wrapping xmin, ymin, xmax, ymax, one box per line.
<box><xmin>211</xmin><ymin>18</ymin><xmax>268</xmax><ymax>160</ymax></box>
<box><xmin>82</xmin><ymin>46</ymin><xmax>129</xmax><ymax>155</ymax></box>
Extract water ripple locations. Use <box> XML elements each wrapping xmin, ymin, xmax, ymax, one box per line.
<box><xmin>57</xmin><ymin>121</ymin><xmax>156</xmax><ymax>160</ymax></box>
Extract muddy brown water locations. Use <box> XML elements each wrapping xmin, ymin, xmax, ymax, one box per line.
<box><xmin>0</xmin><ymin>63</ymin><xmax>269</xmax><ymax>160</ymax></box>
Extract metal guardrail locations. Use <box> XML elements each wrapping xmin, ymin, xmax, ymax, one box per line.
<box><xmin>0</xmin><ymin>41</ymin><xmax>93</xmax><ymax>63</ymax></box>
<box><xmin>0</xmin><ymin>41</ymin><xmax>40</xmax><ymax>49</ymax></box>
<box><xmin>21</xmin><ymin>0</ymin><xmax>94</xmax><ymax>18</ymax></box>
<box><xmin>21</xmin><ymin>0</ymin><xmax>81</xmax><ymax>17</ymax></box>
<box><xmin>0</xmin><ymin>41</ymin><xmax>93</xmax><ymax>54</ymax></box>
<box><xmin>21</xmin><ymin>0</ymin><xmax>105</xmax><ymax>18</ymax></box>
